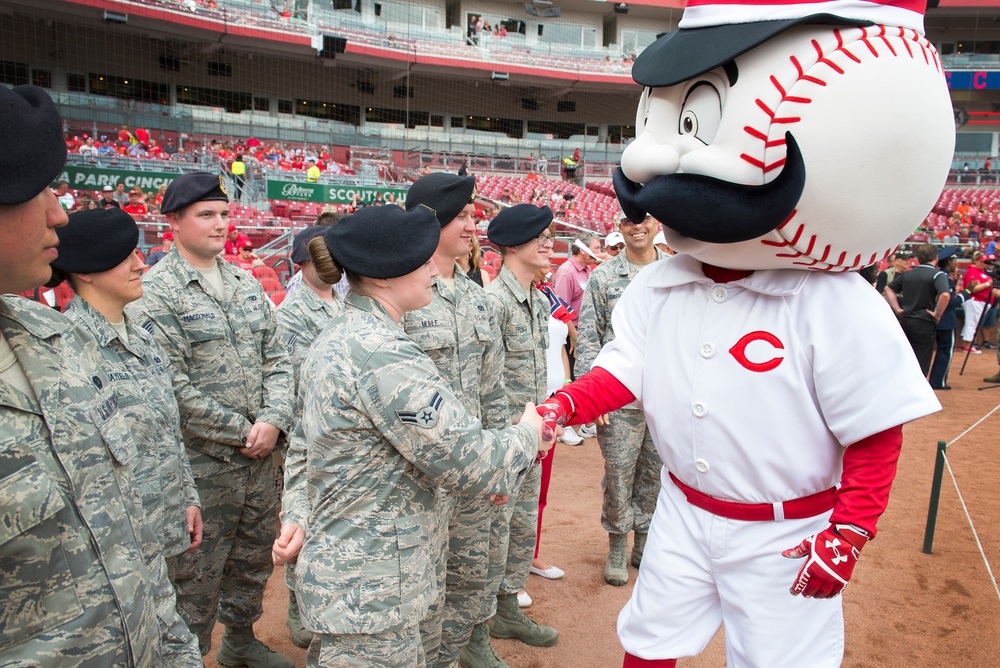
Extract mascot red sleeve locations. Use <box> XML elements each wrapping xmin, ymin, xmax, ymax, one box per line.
<box><xmin>539</xmin><ymin>0</ymin><xmax>953</xmax><ymax>665</ymax></box>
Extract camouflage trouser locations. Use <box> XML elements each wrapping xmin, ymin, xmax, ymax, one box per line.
<box><xmin>440</xmin><ymin>492</ymin><xmax>493</xmax><ymax>666</ymax></box>
<box><xmin>418</xmin><ymin>488</ymin><xmax>493</xmax><ymax>668</ymax></box>
<box><xmin>488</xmin><ymin>462</ymin><xmax>541</xmax><ymax>598</ymax></box>
<box><xmin>419</xmin><ymin>488</ymin><xmax>454</xmax><ymax>667</ymax></box>
<box><xmin>173</xmin><ymin>453</ymin><xmax>277</xmax><ymax>654</ymax></box>
<box><xmin>308</xmin><ymin>626</ymin><xmax>426</xmax><ymax>667</ymax></box>
<box><xmin>597</xmin><ymin>409</ymin><xmax>662</xmax><ymax>536</ymax></box>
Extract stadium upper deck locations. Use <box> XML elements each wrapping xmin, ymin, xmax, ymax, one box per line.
<box><xmin>4</xmin><ymin>0</ymin><xmax>1000</xmax><ymax>163</ymax></box>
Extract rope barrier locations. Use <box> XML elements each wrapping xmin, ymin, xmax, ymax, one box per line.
<box><xmin>924</xmin><ymin>401</ymin><xmax>1000</xmax><ymax>603</ymax></box>
<box><xmin>942</xmin><ymin>451</ymin><xmax>1000</xmax><ymax>602</ymax></box>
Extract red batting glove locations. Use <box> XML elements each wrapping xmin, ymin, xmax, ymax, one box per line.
<box><xmin>537</xmin><ymin>394</ymin><xmax>572</xmax><ymax>443</ymax></box>
<box><xmin>782</xmin><ymin>524</ymin><xmax>869</xmax><ymax>599</ymax></box>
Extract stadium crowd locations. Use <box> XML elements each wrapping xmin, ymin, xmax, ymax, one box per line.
<box><xmin>66</xmin><ymin>130</ymin><xmax>353</xmax><ymax>177</ymax></box>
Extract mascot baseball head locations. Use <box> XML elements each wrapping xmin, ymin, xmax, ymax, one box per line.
<box><xmin>615</xmin><ymin>0</ymin><xmax>955</xmax><ymax>271</ymax></box>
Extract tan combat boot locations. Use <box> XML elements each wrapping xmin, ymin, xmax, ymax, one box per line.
<box><xmin>489</xmin><ymin>594</ymin><xmax>559</xmax><ymax>647</ymax></box>
<box><xmin>459</xmin><ymin>621</ymin><xmax>510</xmax><ymax>668</ymax></box>
<box><xmin>605</xmin><ymin>533</ymin><xmax>629</xmax><ymax>586</ymax></box>
<box><xmin>216</xmin><ymin>626</ymin><xmax>294</xmax><ymax>668</ymax></box>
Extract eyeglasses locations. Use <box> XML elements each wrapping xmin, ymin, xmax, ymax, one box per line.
<box><xmin>609</xmin><ymin>244</ymin><xmax>625</xmax><ymax>251</ymax></box>
<box><xmin>535</xmin><ymin>234</ymin><xmax>554</xmax><ymax>246</ymax></box>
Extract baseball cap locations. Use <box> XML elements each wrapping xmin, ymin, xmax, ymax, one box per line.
<box><xmin>605</xmin><ymin>231</ymin><xmax>625</xmax><ymax>248</ymax></box>
<box><xmin>240</xmin><ymin>242</ymin><xmax>253</xmax><ymax>250</ymax></box>
<box><xmin>654</xmin><ymin>231</ymin><xmax>667</xmax><ymax>246</ymax></box>
<box><xmin>103</xmin><ymin>185</ymin><xmax>114</xmax><ymax>192</ymax></box>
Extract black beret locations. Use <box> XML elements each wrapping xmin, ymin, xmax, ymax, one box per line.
<box><xmin>323</xmin><ymin>205</ymin><xmax>439</xmax><ymax>279</ymax></box>
<box><xmin>160</xmin><ymin>172</ymin><xmax>230</xmax><ymax>214</ymax></box>
<box><xmin>0</xmin><ymin>85</ymin><xmax>67</xmax><ymax>205</ymax></box>
<box><xmin>405</xmin><ymin>173</ymin><xmax>477</xmax><ymax>227</ymax></box>
<box><xmin>291</xmin><ymin>225</ymin><xmax>326</xmax><ymax>264</ymax></box>
<box><xmin>487</xmin><ymin>205</ymin><xmax>554</xmax><ymax>247</ymax></box>
<box><xmin>632</xmin><ymin>14</ymin><xmax>869</xmax><ymax>88</ymax></box>
<box><xmin>52</xmin><ymin>208</ymin><xmax>139</xmax><ymax>274</ymax></box>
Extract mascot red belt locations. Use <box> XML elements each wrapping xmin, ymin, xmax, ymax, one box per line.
<box><xmin>537</xmin><ymin>0</ymin><xmax>954</xmax><ymax>665</ymax></box>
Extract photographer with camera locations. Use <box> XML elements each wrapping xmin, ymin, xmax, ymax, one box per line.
<box><xmin>885</xmin><ymin>244</ymin><xmax>950</xmax><ymax>377</ymax></box>
<box><xmin>958</xmin><ymin>251</ymin><xmax>995</xmax><ymax>355</ymax></box>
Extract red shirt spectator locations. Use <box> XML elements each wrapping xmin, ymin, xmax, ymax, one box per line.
<box><xmin>224</xmin><ymin>225</ymin><xmax>252</xmax><ymax>255</ymax></box>
<box><xmin>122</xmin><ymin>192</ymin><xmax>148</xmax><ymax>216</ymax></box>
<box><xmin>964</xmin><ymin>259</ymin><xmax>994</xmax><ymax>303</ymax></box>
<box><xmin>234</xmin><ymin>244</ymin><xmax>258</xmax><ymax>270</ymax></box>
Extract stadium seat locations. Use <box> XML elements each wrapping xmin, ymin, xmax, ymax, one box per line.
<box><xmin>257</xmin><ymin>276</ymin><xmax>282</xmax><ymax>293</ymax></box>
<box><xmin>269</xmin><ymin>289</ymin><xmax>286</xmax><ymax>306</ymax></box>
<box><xmin>252</xmin><ymin>265</ymin><xmax>279</xmax><ymax>281</ymax></box>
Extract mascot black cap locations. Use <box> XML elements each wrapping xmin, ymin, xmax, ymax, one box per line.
<box><xmin>0</xmin><ymin>85</ymin><xmax>67</xmax><ymax>205</ymax></box>
<box><xmin>630</xmin><ymin>0</ymin><xmax>927</xmax><ymax>88</ymax></box>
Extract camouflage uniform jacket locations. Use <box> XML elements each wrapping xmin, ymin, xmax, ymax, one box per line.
<box><xmin>128</xmin><ymin>247</ymin><xmax>293</xmax><ymax>463</ymax></box>
<box><xmin>402</xmin><ymin>266</ymin><xmax>509</xmax><ymax>430</ymax></box>
<box><xmin>282</xmin><ymin>292</ymin><xmax>538</xmax><ymax>635</ymax></box>
<box><xmin>0</xmin><ymin>296</ymin><xmax>200</xmax><ymax>666</ymax></box>
<box><xmin>576</xmin><ymin>249</ymin><xmax>668</xmax><ymax>376</ymax></box>
<box><xmin>64</xmin><ymin>295</ymin><xmax>199</xmax><ymax>558</ymax></box>
<box><xmin>275</xmin><ymin>284</ymin><xmax>341</xmax><ymax>401</ymax></box>
<box><xmin>486</xmin><ymin>265</ymin><xmax>550</xmax><ymax>423</ymax></box>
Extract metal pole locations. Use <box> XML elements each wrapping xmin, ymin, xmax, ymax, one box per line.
<box><xmin>922</xmin><ymin>440</ymin><xmax>948</xmax><ymax>554</ymax></box>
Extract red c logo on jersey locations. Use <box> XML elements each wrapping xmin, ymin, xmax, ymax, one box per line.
<box><xmin>729</xmin><ymin>331</ymin><xmax>785</xmax><ymax>372</ymax></box>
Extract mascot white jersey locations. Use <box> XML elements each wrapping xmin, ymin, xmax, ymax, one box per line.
<box><xmin>537</xmin><ymin>0</ymin><xmax>954</xmax><ymax>666</ymax></box>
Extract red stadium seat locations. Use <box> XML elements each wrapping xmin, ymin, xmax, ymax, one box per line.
<box><xmin>257</xmin><ymin>276</ymin><xmax>282</xmax><ymax>293</ymax></box>
<box><xmin>252</xmin><ymin>265</ymin><xmax>279</xmax><ymax>281</ymax></box>
<box><xmin>269</xmin><ymin>289</ymin><xmax>286</xmax><ymax>306</ymax></box>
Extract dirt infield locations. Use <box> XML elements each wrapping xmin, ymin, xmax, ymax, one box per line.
<box><xmin>205</xmin><ymin>351</ymin><xmax>1000</xmax><ymax>668</ymax></box>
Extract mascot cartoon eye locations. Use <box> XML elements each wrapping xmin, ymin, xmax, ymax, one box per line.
<box><xmin>637</xmin><ymin>87</ymin><xmax>652</xmax><ymax>132</ymax></box>
<box><xmin>678</xmin><ymin>82</ymin><xmax>722</xmax><ymax>145</ymax></box>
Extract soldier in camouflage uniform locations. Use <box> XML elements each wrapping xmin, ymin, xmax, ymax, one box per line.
<box><xmin>575</xmin><ymin>212</ymin><xmax>666</xmax><ymax>587</ymax></box>
<box><xmin>272</xmin><ymin>205</ymin><xmax>548</xmax><ymax>667</ymax></box>
<box><xmin>129</xmin><ymin>173</ymin><xmax>294</xmax><ymax>668</ymax></box>
<box><xmin>274</xmin><ymin>225</ymin><xmax>340</xmax><ymax>649</ymax></box>
<box><xmin>0</xmin><ymin>84</ymin><xmax>200</xmax><ymax>666</ymax></box>
<box><xmin>53</xmin><ymin>207</ymin><xmax>203</xmax><ymax>569</ymax></box>
<box><xmin>468</xmin><ymin>205</ymin><xmax>560</xmax><ymax>666</ymax></box>
<box><xmin>402</xmin><ymin>174</ymin><xmax>510</xmax><ymax>667</ymax></box>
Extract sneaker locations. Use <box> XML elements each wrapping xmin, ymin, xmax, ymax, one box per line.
<box><xmin>517</xmin><ymin>590</ymin><xmax>532</xmax><ymax>608</ymax></box>
<box><xmin>984</xmin><ymin>371</ymin><xmax>1000</xmax><ymax>383</ymax></box>
<box><xmin>972</xmin><ymin>346</ymin><xmax>982</xmax><ymax>354</ymax></box>
<box><xmin>958</xmin><ymin>347</ymin><xmax>982</xmax><ymax>354</ymax></box>
<box><xmin>557</xmin><ymin>426</ymin><xmax>584</xmax><ymax>445</ymax></box>
<box><xmin>529</xmin><ymin>564</ymin><xmax>565</xmax><ymax>580</ymax></box>
<box><xmin>579</xmin><ymin>423</ymin><xmax>597</xmax><ymax>438</ymax></box>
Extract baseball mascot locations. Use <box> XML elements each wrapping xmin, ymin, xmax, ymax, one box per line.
<box><xmin>538</xmin><ymin>0</ymin><xmax>955</xmax><ymax>665</ymax></box>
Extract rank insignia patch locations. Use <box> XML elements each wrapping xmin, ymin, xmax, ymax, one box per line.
<box><xmin>397</xmin><ymin>391</ymin><xmax>443</xmax><ymax>429</ymax></box>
